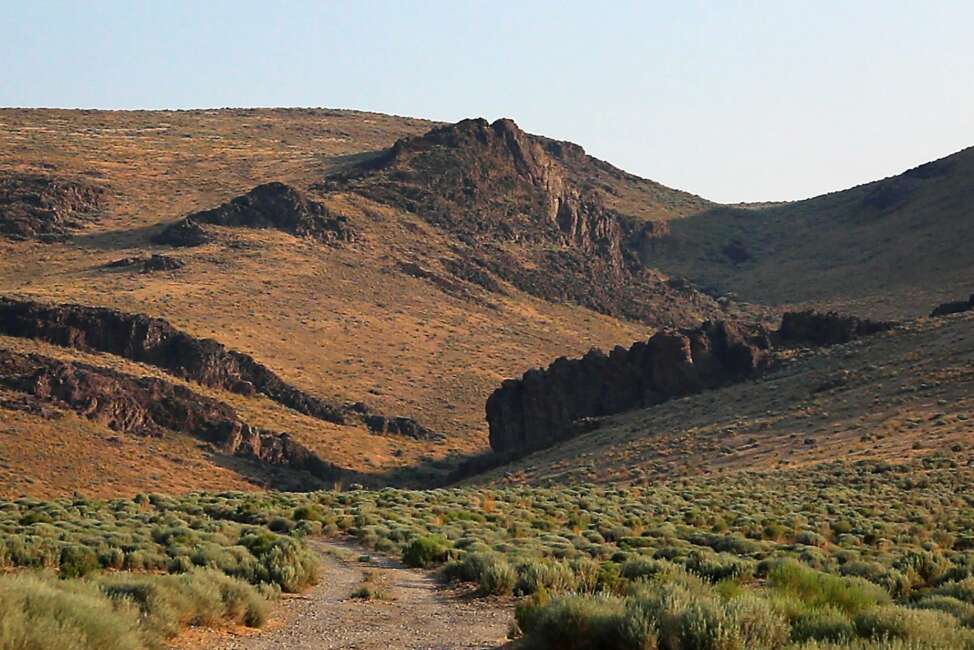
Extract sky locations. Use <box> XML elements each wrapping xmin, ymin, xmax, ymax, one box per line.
<box><xmin>2</xmin><ymin>1</ymin><xmax>972</xmax><ymax>203</ymax></box>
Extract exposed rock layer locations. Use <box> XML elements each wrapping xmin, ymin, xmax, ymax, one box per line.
<box><xmin>0</xmin><ymin>297</ymin><xmax>438</xmax><ymax>440</ymax></box>
<box><xmin>486</xmin><ymin>311</ymin><xmax>893</xmax><ymax>454</ymax></box>
<box><xmin>0</xmin><ymin>349</ymin><xmax>335</xmax><ymax>479</ymax></box>
<box><xmin>0</xmin><ymin>173</ymin><xmax>105</xmax><ymax>240</ymax></box>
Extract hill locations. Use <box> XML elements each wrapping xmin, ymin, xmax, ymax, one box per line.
<box><xmin>1</xmin><ymin>107</ymin><xmax>971</xmax><ymax>498</ymax></box>
<box><xmin>0</xmin><ymin>108</ymin><xmax>733</xmax><ymax>497</ymax></box>
<box><xmin>644</xmin><ymin>147</ymin><xmax>974</xmax><ymax>318</ymax></box>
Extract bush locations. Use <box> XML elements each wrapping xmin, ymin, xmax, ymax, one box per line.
<box><xmin>791</xmin><ymin>606</ymin><xmax>855</xmax><ymax>643</ymax></box>
<box><xmin>853</xmin><ymin>604</ymin><xmax>971</xmax><ymax>645</ymax></box>
<box><xmin>478</xmin><ymin>556</ymin><xmax>517</xmax><ymax>596</ymax></box>
<box><xmin>516</xmin><ymin>559</ymin><xmax>577</xmax><ymax>595</ymax></box>
<box><xmin>59</xmin><ymin>544</ymin><xmax>100</xmax><ymax>579</ymax></box>
<box><xmin>0</xmin><ymin>573</ymin><xmax>146</xmax><ymax>650</ymax></box>
<box><xmin>99</xmin><ymin>569</ymin><xmax>267</xmax><ymax>639</ymax></box>
<box><xmin>401</xmin><ymin>535</ymin><xmax>450</xmax><ymax>568</ymax></box>
<box><xmin>516</xmin><ymin>594</ymin><xmax>629</xmax><ymax>650</ymax></box>
<box><xmin>768</xmin><ymin>560</ymin><xmax>890</xmax><ymax>616</ymax></box>
<box><xmin>912</xmin><ymin>595</ymin><xmax>974</xmax><ymax>627</ymax></box>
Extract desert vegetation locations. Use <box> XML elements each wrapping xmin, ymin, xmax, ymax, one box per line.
<box><xmin>2</xmin><ymin>451</ymin><xmax>974</xmax><ymax>648</ymax></box>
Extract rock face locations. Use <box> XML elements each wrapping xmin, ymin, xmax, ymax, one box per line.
<box><xmin>0</xmin><ymin>173</ymin><xmax>105</xmax><ymax>240</ymax></box>
<box><xmin>154</xmin><ymin>182</ymin><xmax>353</xmax><ymax>247</ymax></box>
<box><xmin>105</xmin><ymin>254</ymin><xmax>185</xmax><ymax>273</ymax></box>
<box><xmin>778</xmin><ymin>311</ymin><xmax>893</xmax><ymax>345</ymax></box>
<box><xmin>0</xmin><ymin>298</ymin><xmax>437</xmax><ymax>440</ymax></box>
<box><xmin>0</xmin><ymin>349</ymin><xmax>336</xmax><ymax>479</ymax></box>
<box><xmin>931</xmin><ymin>295</ymin><xmax>974</xmax><ymax>317</ymax></box>
<box><xmin>319</xmin><ymin>118</ymin><xmax>734</xmax><ymax>327</ymax></box>
<box><xmin>487</xmin><ymin>320</ymin><xmax>774</xmax><ymax>454</ymax></box>
<box><xmin>486</xmin><ymin>311</ymin><xmax>893</xmax><ymax>455</ymax></box>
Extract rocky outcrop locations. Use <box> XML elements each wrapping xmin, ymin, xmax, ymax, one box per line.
<box><xmin>105</xmin><ymin>254</ymin><xmax>185</xmax><ymax>273</ymax></box>
<box><xmin>154</xmin><ymin>182</ymin><xmax>353</xmax><ymax>247</ymax></box>
<box><xmin>0</xmin><ymin>173</ymin><xmax>105</xmax><ymax>240</ymax></box>
<box><xmin>0</xmin><ymin>298</ymin><xmax>438</xmax><ymax>440</ymax></box>
<box><xmin>151</xmin><ymin>218</ymin><xmax>211</xmax><ymax>247</ymax></box>
<box><xmin>318</xmin><ymin>118</ymin><xmax>735</xmax><ymax>327</ymax></box>
<box><xmin>778</xmin><ymin>310</ymin><xmax>893</xmax><ymax>345</ymax></box>
<box><xmin>486</xmin><ymin>311</ymin><xmax>892</xmax><ymax>455</ymax></box>
<box><xmin>931</xmin><ymin>295</ymin><xmax>974</xmax><ymax>317</ymax></box>
<box><xmin>0</xmin><ymin>349</ymin><xmax>336</xmax><ymax>479</ymax></box>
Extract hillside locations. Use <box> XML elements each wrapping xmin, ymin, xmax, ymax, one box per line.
<box><xmin>470</xmin><ymin>309</ymin><xmax>974</xmax><ymax>486</ymax></box>
<box><xmin>1</xmin><ymin>108</ymin><xmax>971</xmax><ymax>499</ymax></box>
<box><xmin>0</xmin><ymin>108</ymin><xmax>733</xmax><ymax>497</ymax></box>
<box><xmin>645</xmin><ymin>146</ymin><xmax>974</xmax><ymax>318</ymax></box>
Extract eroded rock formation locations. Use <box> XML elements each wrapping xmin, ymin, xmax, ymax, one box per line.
<box><xmin>0</xmin><ymin>349</ymin><xmax>335</xmax><ymax>479</ymax></box>
<box><xmin>154</xmin><ymin>182</ymin><xmax>353</xmax><ymax>247</ymax></box>
<box><xmin>0</xmin><ymin>297</ymin><xmax>437</xmax><ymax>440</ymax></box>
<box><xmin>0</xmin><ymin>173</ymin><xmax>105</xmax><ymax>240</ymax></box>
<box><xmin>486</xmin><ymin>311</ymin><xmax>893</xmax><ymax>455</ymax></box>
<box><xmin>318</xmin><ymin>118</ymin><xmax>735</xmax><ymax>327</ymax></box>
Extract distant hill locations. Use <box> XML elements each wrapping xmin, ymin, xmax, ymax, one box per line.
<box><xmin>644</xmin><ymin>147</ymin><xmax>974</xmax><ymax>318</ymax></box>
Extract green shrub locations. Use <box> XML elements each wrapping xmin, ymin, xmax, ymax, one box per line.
<box><xmin>853</xmin><ymin>604</ymin><xmax>971</xmax><ymax>645</ymax></box>
<box><xmin>790</xmin><ymin>606</ymin><xmax>856</xmax><ymax>643</ymax></box>
<box><xmin>59</xmin><ymin>544</ymin><xmax>100</xmax><ymax>579</ymax></box>
<box><xmin>99</xmin><ymin>569</ymin><xmax>267</xmax><ymax>639</ymax></box>
<box><xmin>912</xmin><ymin>595</ymin><xmax>974</xmax><ymax>627</ymax></box>
<box><xmin>478</xmin><ymin>555</ymin><xmax>517</xmax><ymax>596</ymax></box>
<box><xmin>516</xmin><ymin>594</ymin><xmax>627</xmax><ymax>650</ymax></box>
<box><xmin>0</xmin><ymin>573</ymin><xmax>146</xmax><ymax>650</ymax></box>
<box><xmin>516</xmin><ymin>559</ymin><xmax>577</xmax><ymax>595</ymax></box>
<box><xmin>401</xmin><ymin>535</ymin><xmax>450</xmax><ymax>568</ymax></box>
<box><xmin>768</xmin><ymin>560</ymin><xmax>890</xmax><ymax>616</ymax></box>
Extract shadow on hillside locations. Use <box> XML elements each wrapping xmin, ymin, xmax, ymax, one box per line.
<box><xmin>69</xmin><ymin>222</ymin><xmax>170</xmax><ymax>252</ymax></box>
<box><xmin>363</xmin><ymin>448</ymin><xmax>516</xmax><ymax>490</ymax></box>
<box><xmin>204</xmin><ymin>448</ymin><xmax>367</xmax><ymax>493</ymax></box>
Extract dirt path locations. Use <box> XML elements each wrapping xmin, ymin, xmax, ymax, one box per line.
<box><xmin>209</xmin><ymin>539</ymin><xmax>513</xmax><ymax>650</ymax></box>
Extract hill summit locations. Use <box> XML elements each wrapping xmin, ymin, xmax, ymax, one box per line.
<box><xmin>319</xmin><ymin>117</ymin><xmax>742</xmax><ymax>326</ymax></box>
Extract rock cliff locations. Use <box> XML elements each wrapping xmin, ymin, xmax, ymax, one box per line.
<box><xmin>486</xmin><ymin>311</ymin><xmax>893</xmax><ymax>454</ymax></box>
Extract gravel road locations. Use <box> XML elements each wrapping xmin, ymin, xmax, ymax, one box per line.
<box><xmin>209</xmin><ymin>539</ymin><xmax>513</xmax><ymax>650</ymax></box>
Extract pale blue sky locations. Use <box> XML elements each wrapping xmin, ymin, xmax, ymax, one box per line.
<box><xmin>3</xmin><ymin>1</ymin><xmax>972</xmax><ymax>202</ymax></box>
